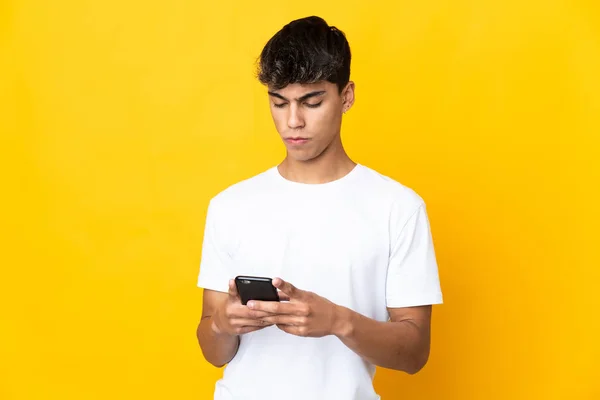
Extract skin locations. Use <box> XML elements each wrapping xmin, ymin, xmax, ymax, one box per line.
<box><xmin>197</xmin><ymin>80</ymin><xmax>433</xmax><ymax>374</ymax></box>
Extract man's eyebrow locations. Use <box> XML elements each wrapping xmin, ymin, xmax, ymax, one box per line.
<box><xmin>268</xmin><ymin>92</ymin><xmax>287</xmax><ymax>101</ymax></box>
<box><xmin>268</xmin><ymin>90</ymin><xmax>327</xmax><ymax>102</ymax></box>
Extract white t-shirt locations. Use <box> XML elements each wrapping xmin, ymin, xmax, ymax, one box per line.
<box><xmin>197</xmin><ymin>164</ymin><xmax>443</xmax><ymax>400</ymax></box>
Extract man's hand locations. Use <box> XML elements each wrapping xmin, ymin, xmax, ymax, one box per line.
<box><xmin>248</xmin><ymin>278</ymin><xmax>344</xmax><ymax>337</ymax></box>
<box><xmin>222</xmin><ymin>277</ymin><xmax>433</xmax><ymax>374</ymax></box>
<box><xmin>211</xmin><ymin>279</ymin><xmax>276</xmax><ymax>336</ymax></box>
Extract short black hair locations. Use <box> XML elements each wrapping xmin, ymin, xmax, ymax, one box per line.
<box><xmin>257</xmin><ymin>16</ymin><xmax>351</xmax><ymax>93</ymax></box>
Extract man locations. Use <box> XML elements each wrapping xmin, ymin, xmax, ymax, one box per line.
<box><xmin>196</xmin><ymin>16</ymin><xmax>443</xmax><ymax>400</ymax></box>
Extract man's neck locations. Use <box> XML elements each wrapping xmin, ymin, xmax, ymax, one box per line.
<box><xmin>277</xmin><ymin>145</ymin><xmax>356</xmax><ymax>185</ymax></box>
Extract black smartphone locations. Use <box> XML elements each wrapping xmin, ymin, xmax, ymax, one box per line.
<box><xmin>234</xmin><ymin>275</ymin><xmax>280</xmax><ymax>305</ymax></box>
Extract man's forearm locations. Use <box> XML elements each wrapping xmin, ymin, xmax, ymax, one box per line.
<box><xmin>333</xmin><ymin>307</ymin><xmax>430</xmax><ymax>374</ymax></box>
<box><xmin>196</xmin><ymin>316</ymin><xmax>239</xmax><ymax>368</ymax></box>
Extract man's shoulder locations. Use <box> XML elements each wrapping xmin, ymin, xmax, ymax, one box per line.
<box><xmin>208</xmin><ymin>167</ymin><xmax>275</xmax><ymax>209</ymax></box>
<box><xmin>357</xmin><ymin>164</ymin><xmax>424</xmax><ymax>207</ymax></box>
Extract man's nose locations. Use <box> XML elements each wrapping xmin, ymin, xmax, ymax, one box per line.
<box><xmin>287</xmin><ymin>105</ymin><xmax>305</xmax><ymax>129</ymax></box>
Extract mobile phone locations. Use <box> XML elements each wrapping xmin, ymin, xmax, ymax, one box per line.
<box><xmin>234</xmin><ymin>275</ymin><xmax>280</xmax><ymax>305</ymax></box>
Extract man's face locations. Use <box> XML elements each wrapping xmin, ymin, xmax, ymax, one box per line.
<box><xmin>268</xmin><ymin>81</ymin><xmax>354</xmax><ymax>162</ymax></box>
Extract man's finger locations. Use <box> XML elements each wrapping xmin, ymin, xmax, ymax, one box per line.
<box><xmin>232</xmin><ymin>318</ymin><xmax>274</xmax><ymax>328</ymax></box>
<box><xmin>237</xmin><ymin>325</ymin><xmax>272</xmax><ymax>335</ymax></box>
<box><xmin>228</xmin><ymin>279</ymin><xmax>239</xmax><ymax>298</ymax></box>
<box><xmin>277</xmin><ymin>290</ymin><xmax>290</xmax><ymax>302</ymax></box>
<box><xmin>276</xmin><ymin>324</ymin><xmax>304</xmax><ymax>336</ymax></box>
<box><xmin>272</xmin><ymin>278</ymin><xmax>301</xmax><ymax>299</ymax></box>
<box><xmin>261</xmin><ymin>315</ymin><xmax>301</xmax><ymax>326</ymax></box>
<box><xmin>227</xmin><ymin>305</ymin><xmax>274</xmax><ymax>319</ymax></box>
<box><xmin>247</xmin><ymin>300</ymin><xmax>294</xmax><ymax>314</ymax></box>
<box><xmin>241</xmin><ymin>308</ymin><xmax>278</xmax><ymax>319</ymax></box>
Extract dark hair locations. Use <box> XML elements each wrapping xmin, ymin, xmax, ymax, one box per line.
<box><xmin>257</xmin><ymin>16</ymin><xmax>351</xmax><ymax>93</ymax></box>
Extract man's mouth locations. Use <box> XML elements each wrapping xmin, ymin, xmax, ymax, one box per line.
<box><xmin>284</xmin><ymin>137</ymin><xmax>310</xmax><ymax>145</ymax></box>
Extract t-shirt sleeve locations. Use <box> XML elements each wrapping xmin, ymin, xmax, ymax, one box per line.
<box><xmin>196</xmin><ymin>199</ymin><xmax>232</xmax><ymax>293</ymax></box>
<box><xmin>385</xmin><ymin>201</ymin><xmax>443</xmax><ymax>308</ymax></box>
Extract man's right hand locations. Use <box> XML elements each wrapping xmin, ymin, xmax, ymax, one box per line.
<box><xmin>210</xmin><ymin>279</ymin><xmax>275</xmax><ymax>336</ymax></box>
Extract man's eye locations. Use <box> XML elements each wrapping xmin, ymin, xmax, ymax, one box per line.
<box><xmin>305</xmin><ymin>101</ymin><xmax>322</xmax><ymax>108</ymax></box>
<box><xmin>273</xmin><ymin>103</ymin><xmax>287</xmax><ymax>108</ymax></box>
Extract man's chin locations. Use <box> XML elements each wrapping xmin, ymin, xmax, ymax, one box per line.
<box><xmin>285</xmin><ymin>149</ymin><xmax>320</xmax><ymax>163</ymax></box>
<box><xmin>283</xmin><ymin>141</ymin><xmax>331</xmax><ymax>163</ymax></box>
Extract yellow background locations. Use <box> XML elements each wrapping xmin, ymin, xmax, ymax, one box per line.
<box><xmin>2</xmin><ymin>0</ymin><xmax>599</xmax><ymax>399</ymax></box>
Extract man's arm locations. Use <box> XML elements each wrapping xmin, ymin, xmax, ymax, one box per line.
<box><xmin>334</xmin><ymin>305</ymin><xmax>432</xmax><ymax>374</ymax></box>
<box><xmin>254</xmin><ymin>278</ymin><xmax>433</xmax><ymax>374</ymax></box>
<box><xmin>196</xmin><ymin>289</ymin><xmax>239</xmax><ymax>368</ymax></box>
<box><xmin>197</xmin><ymin>281</ymin><xmax>277</xmax><ymax>368</ymax></box>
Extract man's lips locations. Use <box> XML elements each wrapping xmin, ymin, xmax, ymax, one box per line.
<box><xmin>284</xmin><ymin>137</ymin><xmax>310</xmax><ymax>145</ymax></box>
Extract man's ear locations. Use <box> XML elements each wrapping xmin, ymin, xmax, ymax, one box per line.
<box><xmin>342</xmin><ymin>81</ymin><xmax>356</xmax><ymax>113</ymax></box>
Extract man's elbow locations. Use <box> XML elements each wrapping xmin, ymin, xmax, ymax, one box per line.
<box><xmin>204</xmin><ymin>355</ymin><xmax>227</xmax><ymax>369</ymax></box>
<box><xmin>404</xmin><ymin>347</ymin><xmax>430</xmax><ymax>375</ymax></box>
<box><xmin>196</xmin><ymin>320</ymin><xmax>226</xmax><ymax>368</ymax></box>
<box><xmin>198</xmin><ymin>340</ymin><xmax>229</xmax><ymax>369</ymax></box>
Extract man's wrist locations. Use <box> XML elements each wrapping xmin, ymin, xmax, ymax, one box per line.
<box><xmin>210</xmin><ymin>317</ymin><xmax>222</xmax><ymax>334</ymax></box>
<box><xmin>210</xmin><ymin>316</ymin><xmax>235</xmax><ymax>338</ymax></box>
<box><xmin>332</xmin><ymin>305</ymin><xmax>355</xmax><ymax>339</ymax></box>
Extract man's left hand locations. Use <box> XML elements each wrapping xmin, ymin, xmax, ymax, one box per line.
<box><xmin>247</xmin><ymin>278</ymin><xmax>345</xmax><ymax>338</ymax></box>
